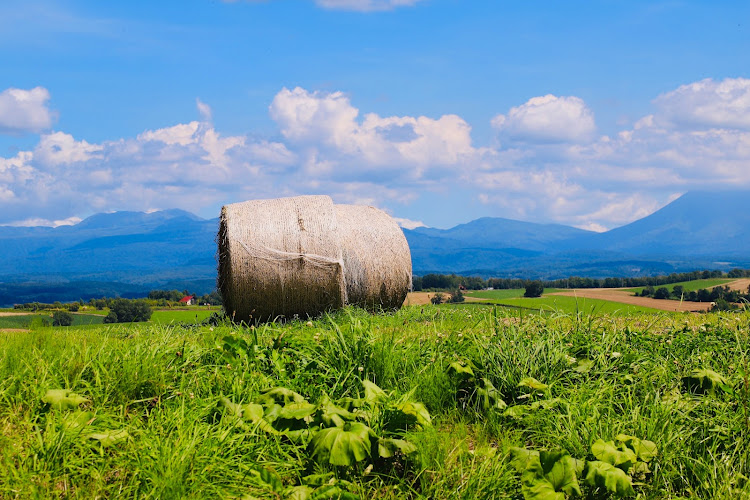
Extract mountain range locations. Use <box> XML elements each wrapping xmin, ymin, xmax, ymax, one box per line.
<box><xmin>1</xmin><ymin>191</ymin><xmax>748</xmax><ymax>305</ymax></box>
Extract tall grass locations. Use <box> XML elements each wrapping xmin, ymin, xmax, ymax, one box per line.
<box><xmin>0</xmin><ymin>307</ymin><xmax>749</xmax><ymax>497</ymax></box>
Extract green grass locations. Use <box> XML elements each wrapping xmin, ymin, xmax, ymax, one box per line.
<box><xmin>0</xmin><ymin>313</ymin><xmax>104</xmax><ymax>329</ymax></box>
<box><xmin>150</xmin><ymin>309</ymin><xmax>217</xmax><ymax>324</ymax></box>
<box><xmin>466</xmin><ymin>289</ymin><xmax>661</xmax><ymax>315</ymax></box>
<box><xmin>626</xmin><ymin>278</ymin><xmax>734</xmax><ymax>294</ymax></box>
<box><xmin>1</xmin><ymin>306</ymin><xmax>749</xmax><ymax>498</ymax></box>
<box><xmin>466</xmin><ymin>288</ymin><xmax>560</xmax><ymax>300</ymax></box>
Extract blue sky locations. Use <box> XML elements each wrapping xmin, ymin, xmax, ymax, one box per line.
<box><xmin>1</xmin><ymin>0</ymin><xmax>749</xmax><ymax>230</ymax></box>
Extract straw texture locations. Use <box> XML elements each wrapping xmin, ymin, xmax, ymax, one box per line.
<box><xmin>335</xmin><ymin>204</ymin><xmax>411</xmax><ymax>310</ymax></box>
<box><xmin>217</xmin><ymin>195</ymin><xmax>411</xmax><ymax>322</ymax></box>
<box><xmin>218</xmin><ymin>195</ymin><xmax>346</xmax><ymax>322</ymax></box>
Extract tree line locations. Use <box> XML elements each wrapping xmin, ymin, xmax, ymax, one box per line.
<box><xmin>412</xmin><ymin>269</ymin><xmax>750</xmax><ymax>292</ymax></box>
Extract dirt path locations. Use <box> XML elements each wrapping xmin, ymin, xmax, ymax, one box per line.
<box><xmin>549</xmin><ymin>288</ymin><xmax>711</xmax><ymax>312</ymax></box>
<box><xmin>727</xmin><ymin>278</ymin><xmax>750</xmax><ymax>292</ymax></box>
<box><xmin>0</xmin><ymin>312</ymin><xmax>33</xmax><ymax>317</ymax></box>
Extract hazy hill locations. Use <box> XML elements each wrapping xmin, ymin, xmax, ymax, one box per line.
<box><xmin>2</xmin><ymin>191</ymin><xmax>750</xmax><ymax>304</ymax></box>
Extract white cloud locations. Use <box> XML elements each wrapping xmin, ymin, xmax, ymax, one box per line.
<box><xmin>492</xmin><ymin>94</ymin><xmax>596</xmax><ymax>144</ymax></box>
<box><xmin>196</xmin><ymin>98</ymin><xmax>212</xmax><ymax>122</ymax></box>
<box><xmin>2</xmin><ymin>216</ymin><xmax>82</xmax><ymax>227</ymax></box>
<box><xmin>0</xmin><ymin>87</ymin><xmax>54</xmax><ymax>134</ymax></box>
<box><xmin>654</xmin><ymin>77</ymin><xmax>750</xmax><ymax>130</ymax></box>
<box><xmin>5</xmin><ymin>78</ymin><xmax>750</xmax><ymax>230</ymax></box>
<box><xmin>314</xmin><ymin>0</ymin><xmax>425</xmax><ymax>11</ymax></box>
<box><xmin>393</xmin><ymin>217</ymin><xmax>426</xmax><ymax>229</ymax></box>
<box><xmin>34</xmin><ymin>132</ymin><xmax>103</xmax><ymax>166</ymax></box>
<box><xmin>269</xmin><ymin>86</ymin><xmax>481</xmax><ymax>178</ymax></box>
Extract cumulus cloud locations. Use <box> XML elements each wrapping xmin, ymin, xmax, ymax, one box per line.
<box><xmin>34</xmin><ymin>132</ymin><xmax>103</xmax><ymax>166</ymax></box>
<box><xmin>270</xmin><ymin>87</ymin><xmax>480</xmax><ymax>178</ymax></box>
<box><xmin>654</xmin><ymin>77</ymin><xmax>750</xmax><ymax>130</ymax></box>
<box><xmin>0</xmin><ymin>86</ymin><xmax>54</xmax><ymax>134</ymax></box>
<box><xmin>491</xmin><ymin>94</ymin><xmax>596</xmax><ymax>144</ymax></box>
<box><xmin>5</xmin><ymin>79</ymin><xmax>750</xmax><ymax>230</ymax></box>
<box><xmin>393</xmin><ymin>217</ymin><xmax>426</xmax><ymax>229</ymax></box>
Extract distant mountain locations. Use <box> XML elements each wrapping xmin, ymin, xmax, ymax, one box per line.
<box><xmin>0</xmin><ymin>210</ymin><xmax>218</xmax><ymax>305</ymax></box>
<box><xmin>575</xmin><ymin>191</ymin><xmax>750</xmax><ymax>257</ymax></box>
<box><xmin>410</xmin><ymin>217</ymin><xmax>592</xmax><ymax>251</ymax></box>
<box><xmin>2</xmin><ymin>191</ymin><xmax>750</xmax><ymax>305</ymax></box>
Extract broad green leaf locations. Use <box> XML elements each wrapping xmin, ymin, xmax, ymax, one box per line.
<box><xmin>362</xmin><ymin>380</ymin><xmax>387</xmax><ymax>404</ymax></box>
<box><xmin>42</xmin><ymin>389</ymin><xmax>89</xmax><ymax>410</ymax></box>
<box><xmin>383</xmin><ymin>401</ymin><xmax>431</xmax><ymax>432</ymax></box>
<box><xmin>377</xmin><ymin>438</ymin><xmax>417</xmax><ymax>458</ymax></box>
<box><xmin>529</xmin><ymin>398</ymin><xmax>563</xmax><ymax>411</ymax></box>
<box><xmin>257</xmin><ymin>387</ymin><xmax>307</xmax><ymax>406</ymax></box>
<box><xmin>242</xmin><ymin>403</ymin><xmax>265</xmax><ymax>423</ymax></box>
<box><xmin>583</xmin><ymin>460</ymin><xmax>635</xmax><ymax>497</ymax></box>
<box><xmin>615</xmin><ymin>434</ymin><xmax>658</xmax><ymax>462</ymax></box>
<box><xmin>521</xmin><ymin>450</ymin><xmax>582</xmax><ymax>499</ymax></box>
<box><xmin>591</xmin><ymin>439</ymin><xmax>637</xmax><ymax>471</ymax></box>
<box><xmin>446</xmin><ymin>361</ymin><xmax>475</xmax><ymax>381</ymax></box>
<box><xmin>477</xmin><ymin>378</ymin><xmax>507</xmax><ymax>411</ymax></box>
<box><xmin>306</xmin><ymin>485</ymin><xmax>359</xmax><ymax>500</ymax></box>
<box><xmin>88</xmin><ymin>429</ymin><xmax>129</xmax><ymax>447</ymax></box>
<box><xmin>62</xmin><ymin>411</ymin><xmax>95</xmax><ymax>432</ymax></box>
<box><xmin>279</xmin><ymin>402</ymin><xmax>318</xmax><ymax>421</ymax></box>
<box><xmin>248</xmin><ymin>465</ymin><xmax>284</xmax><ymax>493</ymax></box>
<box><xmin>503</xmin><ymin>405</ymin><xmax>529</xmax><ymax>419</ymax></box>
<box><xmin>287</xmin><ymin>485</ymin><xmax>315</xmax><ymax>500</ymax></box>
<box><xmin>318</xmin><ymin>396</ymin><xmax>357</xmax><ymax>428</ymax></box>
<box><xmin>509</xmin><ymin>446</ymin><xmax>539</xmax><ymax>473</ymax></box>
<box><xmin>309</xmin><ymin>422</ymin><xmax>374</xmax><ymax>466</ymax></box>
<box><xmin>682</xmin><ymin>368</ymin><xmax>730</xmax><ymax>395</ymax></box>
<box><xmin>573</xmin><ymin>359</ymin><xmax>594</xmax><ymax>373</ymax></box>
<box><xmin>518</xmin><ymin>378</ymin><xmax>549</xmax><ymax>391</ymax></box>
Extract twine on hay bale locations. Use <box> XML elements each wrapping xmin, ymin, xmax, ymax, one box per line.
<box><xmin>217</xmin><ymin>195</ymin><xmax>411</xmax><ymax>323</ymax></box>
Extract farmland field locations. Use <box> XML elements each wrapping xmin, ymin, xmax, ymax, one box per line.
<box><xmin>1</xmin><ymin>305</ymin><xmax>749</xmax><ymax>498</ymax></box>
<box><xmin>625</xmin><ymin>278</ymin><xmax>733</xmax><ymax>295</ymax></box>
<box><xmin>465</xmin><ymin>289</ymin><xmax>662</xmax><ymax>315</ymax></box>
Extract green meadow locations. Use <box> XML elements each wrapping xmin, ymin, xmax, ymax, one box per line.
<box><xmin>625</xmin><ymin>278</ymin><xmax>734</xmax><ymax>295</ymax></box>
<box><xmin>465</xmin><ymin>290</ymin><xmax>661</xmax><ymax>315</ymax></box>
<box><xmin>1</xmin><ymin>305</ymin><xmax>749</xmax><ymax>498</ymax></box>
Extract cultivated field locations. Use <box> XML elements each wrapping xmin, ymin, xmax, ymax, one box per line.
<box><xmin>1</xmin><ymin>304</ymin><xmax>749</xmax><ymax>498</ymax></box>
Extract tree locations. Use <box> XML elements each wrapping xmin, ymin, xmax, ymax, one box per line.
<box><xmin>431</xmin><ymin>293</ymin><xmax>445</xmax><ymax>305</ymax></box>
<box><xmin>449</xmin><ymin>289</ymin><xmax>465</xmax><ymax>303</ymax></box>
<box><xmin>52</xmin><ymin>311</ymin><xmax>73</xmax><ymax>327</ymax></box>
<box><xmin>105</xmin><ymin>299</ymin><xmax>152</xmax><ymax>323</ymax></box>
<box><xmin>671</xmin><ymin>285</ymin><xmax>684</xmax><ymax>299</ymax></box>
<box><xmin>524</xmin><ymin>281</ymin><xmax>544</xmax><ymax>298</ymax></box>
<box><xmin>653</xmin><ymin>287</ymin><xmax>670</xmax><ymax>299</ymax></box>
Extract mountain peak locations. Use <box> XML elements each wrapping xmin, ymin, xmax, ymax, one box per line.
<box><xmin>76</xmin><ymin>209</ymin><xmax>204</xmax><ymax>230</ymax></box>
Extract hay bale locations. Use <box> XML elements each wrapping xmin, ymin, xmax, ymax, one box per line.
<box><xmin>335</xmin><ymin>204</ymin><xmax>411</xmax><ymax>310</ymax></box>
<box><xmin>218</xmin><ymin>195</ymin><xmax>346</xmax><ymax>322</ymax></box>
<box><xmin>217</xmin><ymin>195</ymin><xmax>412</xmax><ymax>322</ymax></box>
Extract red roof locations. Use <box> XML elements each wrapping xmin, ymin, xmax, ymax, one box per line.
<box><xmin>179</xmin><ymin>295</ymin><xmax>194</xmax><ymax>303</ymax></box>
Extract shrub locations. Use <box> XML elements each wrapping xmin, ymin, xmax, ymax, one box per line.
<box><xmin>524</xmin><ymin>281</ymin><xmax>544</xmax><ymax>298</ymax></box>
<box><xmin>653</xmin><ymin>287</ymin><xmax>670</xmax><ymax>299</ymax></box>
<box><xmin>431</xmin><ymin>293</ymin><xmax>445</xmax><ymax>305</ymax></box>
<box><xmin>448</xmin><ymin>289</ymin><xmax>464</xmax><ymax>303</ymax></box>
<box><xmin>105</xmin><ymin>299</ymin><xmax>152</xmax><ymax>323</ymax></box>
<box><xmin>52</xmin><ymin>311</ymin><xmax>73</xmax><ymax>327</ymax></box>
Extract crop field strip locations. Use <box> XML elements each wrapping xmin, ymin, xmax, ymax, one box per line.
<box><xmin>1</xmin><ymin>305</ymin><xmax>749</xmax><ymax>498</ymax></box>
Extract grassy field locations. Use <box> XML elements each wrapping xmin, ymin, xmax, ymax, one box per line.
<box><xmin>1</xmin><ymin>305</ymin><xmax>749</xmax><ymax>498</ymax></box>
<box><xmin>625</xmin><ymin>278</ymin><xmax>733</xmax><ymax>295</ymax></box>
<box><xmin>0</xmin><ymin>313</ymin><xmax>104</xmax><ymax>329</ymax></box>
<box><xmin>466</xmin><ymin>289</ymin><xmax>661</xmax><ymax>315</ymax></box>
<box><xmin>150</xmin><ymin>308</ymin><xmax>218</xmax><ymax>324</ymax></box>
<box><xmin>466</xmin><ymin>288</ymin><xmax>560</xmax><ymax>300</ymax></box>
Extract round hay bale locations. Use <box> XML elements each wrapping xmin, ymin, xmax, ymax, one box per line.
<box><xmin>335</xmin><ymin>204</ymin><xmax>412</xmax><ymax>310</ymax></box>
<box><xmin>218</xmin><ymin>195</ymin><xmax>412</xmax><ymax>322</ymax></box>
<box><xmin>218</xmin><ymin>195</ymin><xmax>346</xmax><ymax>322</ymax></box>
